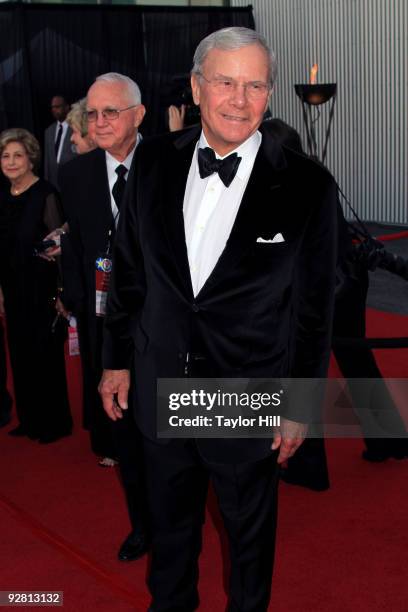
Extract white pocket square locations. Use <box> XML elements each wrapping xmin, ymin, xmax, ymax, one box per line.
<box><xmin>256</xmin><ymin>233</ymin><xmax>285</xmax><ymax>244</ymax></box>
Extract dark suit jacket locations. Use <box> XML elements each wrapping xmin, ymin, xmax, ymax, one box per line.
<box><xmin>44</xmin><ymin>122</ymin><xmax>77</xmax><ymax>190</ymax></box>
<box><xmin>103</xmin><ymin>126</ymin><xmax>338</xmax><ymax>462</ymax></box>
<box><xmin>59</xmin><ymin>148</ymin><xmax>115</xmax><ymax>372</ymax></box>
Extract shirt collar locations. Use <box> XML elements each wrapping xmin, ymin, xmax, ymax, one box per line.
<box><xmin>105</xmin><ymin>132</ymin><xmax>142</xmax><ymax>173</ymax></box>
<box><xmin>197</xmin><ymin>130</ymin><xmax>262</xmax><ymax>181</ymax></box>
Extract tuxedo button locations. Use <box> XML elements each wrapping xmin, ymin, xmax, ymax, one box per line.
<box><xmin>192</xmin><ymin>304</ymin><xmax>200</xmax><ymax>313</ymax></box>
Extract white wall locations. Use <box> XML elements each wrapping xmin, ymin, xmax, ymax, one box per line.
<box><xmin>232</xmin><ymin>0</ymin><xmax>408</xmax><ymax>224</ymax></box>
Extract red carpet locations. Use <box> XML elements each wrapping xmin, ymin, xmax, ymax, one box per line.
<box><xmin>0</xmin><ymin>308</ymin><xmax>407</xmax><ymax>611</ymax></box>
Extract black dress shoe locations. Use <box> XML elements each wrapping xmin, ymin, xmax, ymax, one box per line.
<box><xmin>280</xmin><ymin>467</ymin><xmax>330</xmax><ymax>492</ymax></box>
<box><xmin>118</xmin><ymin>531</ymin><xmax>149</xmax><ymax>562</ymax></box>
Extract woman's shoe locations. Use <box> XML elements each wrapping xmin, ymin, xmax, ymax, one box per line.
<box><xmin>98</xmin><ymin>456</ymin><xmax>119</xmax><ymax>467</ymax></box>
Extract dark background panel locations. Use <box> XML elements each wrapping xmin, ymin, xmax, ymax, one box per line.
<box><xmin>0</xmin><ymin>4</ymin><xmax>254</xmax><ymax>140</ymax></box>
<box><xmin>0</xmin><ymin>7</ymin><xmax>35</xmax><ymax>131</ymax></box>
<box><xmin>25</xmin><ymin>7</ymin><xmax>109</xmax><ymax>133</ymax></box>
<box><xmin>141</xmin><ymin>8</ymin><xmax>255</xmax><ymax>134</ymax></box>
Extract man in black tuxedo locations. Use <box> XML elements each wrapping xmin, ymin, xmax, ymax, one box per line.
<box><xmin>100</xmin><ymin>28</ymin><xmax>338</xmax><ymax>611</ymax></box>
<box><xmin>44</xmin><ymin>95</ymin><xmax>77</xmax><ymax>189</ymax></box>
<box><xmin>59</xmin><ymin>73</ymin><xmax>149</xmax><ymax>562</ymax></box>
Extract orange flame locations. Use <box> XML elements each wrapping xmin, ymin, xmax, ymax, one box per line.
<box><xmin>310</xmin><ymin>64</ymin><xmax>318</xmax><ymax>84</ymax></box>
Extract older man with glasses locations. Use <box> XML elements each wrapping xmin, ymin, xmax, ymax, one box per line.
<box><xmin>59</xmin><ymin>72</ymin><xmax>149</xmax><ymax>563</ymax></box>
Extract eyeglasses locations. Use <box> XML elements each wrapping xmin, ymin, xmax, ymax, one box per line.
<box><xmin>198</xmin><ymin>73</ymin><xmax>270</xmax><ymax>100</ymax></box>
<box><xmin>85</xmin><ymin>105</ymin><xmax>137</xmax><ymax>122</ymax></box>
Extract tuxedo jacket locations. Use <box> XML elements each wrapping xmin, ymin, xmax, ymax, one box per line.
<box><xmin>103</xmin><ymin>126</ymin><xmax>338</xmax><ymax>462</ymax></box>
<box><xmin>44</xmin><ymin>123</ymin><xmax>77</xmax><ymax>190</ymax></box>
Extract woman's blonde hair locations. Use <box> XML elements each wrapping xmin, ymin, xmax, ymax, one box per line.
<box><xmin>67</xmin><ymin>98</ymin><xmax>88</xmax><ymax>136</ymax></box>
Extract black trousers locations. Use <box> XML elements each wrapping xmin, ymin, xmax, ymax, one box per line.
<box><xmin>77</xmin><ymin>315</ymin><xmax>117</xmax><ymax>458</ymax></box>
<box><xmin>142</xmin><ymin>436</ymin><xmax>279</xmax><ymax>612</ymax></box>
<box><xmin>77</xmin><ymin>316</ymin><xmax>148</xmax><ymax>535</ymax></box>
<box><xmin>111</xmin><ymin>406</ymin><xmax>149</xmax><ymax>536</ymax></box>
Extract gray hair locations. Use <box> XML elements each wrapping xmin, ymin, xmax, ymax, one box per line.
<box><xmin>93</xmin><ymin>72</ymin><xmax>142</xmax><ymax>105</ymax></box>
<box><xmin>66</xmin><ymin>98</ymin><xmax>88</xmax><ymax>136</ymax></box>
<box><xmin>192</xmin><ymin>27</ymin><xmax>277</xmax><ymax>87</ymax></box>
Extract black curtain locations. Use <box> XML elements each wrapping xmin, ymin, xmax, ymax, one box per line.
<box><xmin>0</xmin><ymin>4</ymin><xmax>254</xmax><ymax>140</ymax></box>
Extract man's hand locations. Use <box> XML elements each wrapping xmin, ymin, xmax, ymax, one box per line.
<box><xmin>271</xmin><ymin>417</ymin><xmax>308</xmax><ymax>464</ymax></box>
<box><xmin>98</xmin><ymin>369</ymin><xmax>130</xmax><ymax>421</ymax></box>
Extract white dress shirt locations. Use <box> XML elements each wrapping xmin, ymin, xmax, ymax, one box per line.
<box><xmin>55</xmin><ymin>120</ymin><xmax>69</xmax><ymax>163</ymax></box>
<box><xmin>183</xmin><ymin>130</ymin><xmax>262</xmax><ymax>296</ymax></box>
<box><xmin>106</xmin><ymin>132</ymin><xmax>142</xmax><ymax>223</ymax></box>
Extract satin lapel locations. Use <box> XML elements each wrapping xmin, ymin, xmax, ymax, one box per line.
<box><xmin>161</xmin><ymin>130</ymin><xmax>199</xmax><ymax>299</ymax></box>
<box><xmin>197</xmin><ymin>145</ymin><xmax>285</xmax><ymax>300</ymax></box>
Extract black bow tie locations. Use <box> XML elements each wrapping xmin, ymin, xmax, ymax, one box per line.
<box><xmin>197</xmin><ymin>147</ymin><xmax>241</xmax><ymax>187</ymax></box>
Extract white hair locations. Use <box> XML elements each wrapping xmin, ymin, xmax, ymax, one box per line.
<box><xmin>192</xmin><ymin>26</ymin><xmax>277</xmax><ymax>86</ymax></box>
<box><xmin>93</xmin><ymin>72</ymin><xmax>142</xmax><ymax>105</ymax></box>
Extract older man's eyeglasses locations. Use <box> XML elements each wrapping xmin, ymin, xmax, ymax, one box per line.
<box><xmin>198</xmin><ymin>73</ymin><xmax>270</xmax><ymax>100</ymax></box>
<box><xmin>85</xmin><ymin>105</ymin><xmax>137</xmax><ymax>122</ymax></box>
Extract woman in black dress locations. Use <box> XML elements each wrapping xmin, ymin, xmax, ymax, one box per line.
<box><xmin>0</xmin><ymin>128</ymin><xmax>72</xmax><ymax>443</ymax></box>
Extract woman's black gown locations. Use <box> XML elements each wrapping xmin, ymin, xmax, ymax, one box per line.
<box><xmin>0</xmin><ymin>179</ymin><xmax>72</xmax><ymax>441</ymax></box>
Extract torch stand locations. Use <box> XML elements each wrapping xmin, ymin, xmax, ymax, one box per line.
<box><xmin>294</xmin><ymin>83</ymin><xmax>337</xmax><ymax>163</ymax></box>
